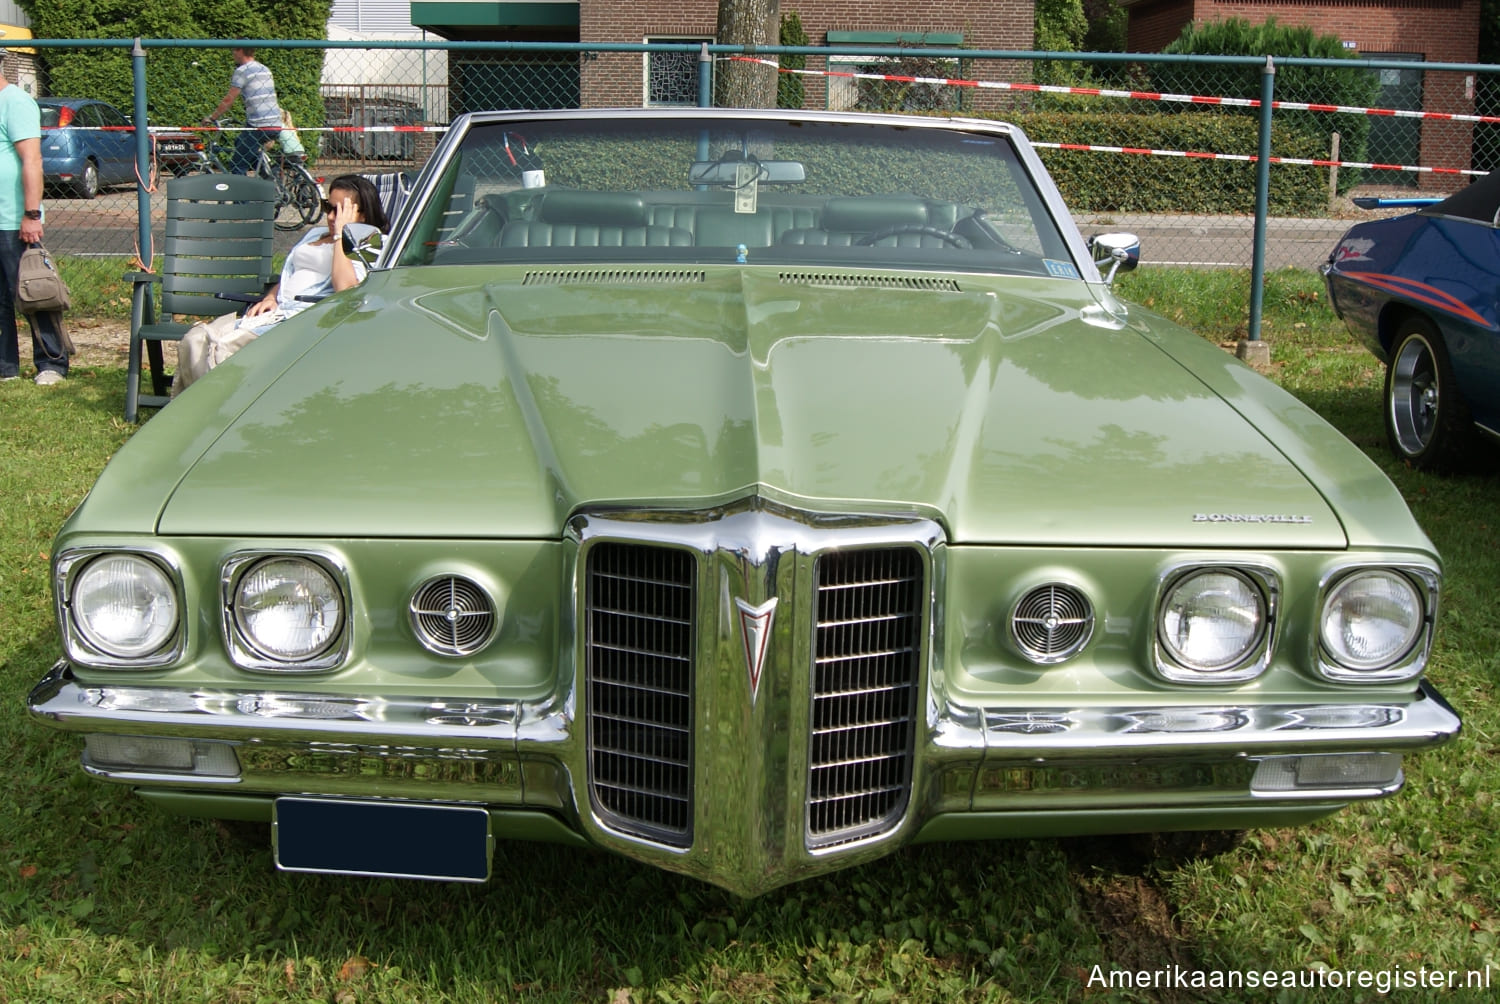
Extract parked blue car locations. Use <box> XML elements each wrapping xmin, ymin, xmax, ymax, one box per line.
<box><xmin>1323</xmin><ymin>175</ymin><xmax>1500</xmax><ymax>471</ymax></box>
<box><xmin>39</xmin><ymin>98</ymin><xmax>137</xmax><ymax>199</ymax></box>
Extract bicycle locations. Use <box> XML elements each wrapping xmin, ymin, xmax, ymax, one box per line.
<box><xmin>195</xmin><ymin>120</ymin><xmax>323</xmax><ymax>232</ymax></box>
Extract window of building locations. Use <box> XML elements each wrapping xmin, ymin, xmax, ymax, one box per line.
<box><xmin>825</xmin><ymin>31</ymin><xmax>965</xmax><ymax>113</ymax></box>
<box><xmin>645</xmin><ymin>37</ymin><xmax>712</xmax><ymax>107</ymax></box>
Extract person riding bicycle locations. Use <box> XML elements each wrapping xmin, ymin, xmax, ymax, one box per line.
<box><xmin>202</xmin><ymin>46</ymin><xmax>282</xmax><ymax>176</ymax></box>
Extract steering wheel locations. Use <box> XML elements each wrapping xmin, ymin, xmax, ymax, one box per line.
<box><xmin>856</xmin><ymin>225</ymin><xmax>972</xmax><ymax>249</ymax></box>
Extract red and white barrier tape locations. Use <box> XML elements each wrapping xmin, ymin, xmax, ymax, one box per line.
<box><xmin>1034</xmin><ymin>141</ymin><xmax>1484</xmax><ymax>176</ymax></box>
<box><xmin>726</xmin><ymin>55</ymin><xmax>1500</xmax><ymax>127</ymax></box>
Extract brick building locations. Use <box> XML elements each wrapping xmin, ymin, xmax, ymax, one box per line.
<box><xmin>1123</xmin><ymin>0</ymin><xmax>1483</xmax><ymax>181</ymax></box>
<box><xmin>408</xmin><ymin>1</ymin><xmax>1035</xmax><ymax>112</ymax></box>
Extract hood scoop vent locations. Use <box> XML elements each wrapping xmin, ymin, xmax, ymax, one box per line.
<box><xmin>523</xmin><ymin>269</ymin><xmax>706</xmax><ymax>286</ymax></box>
<box><xmin>779</xmin><ymin>272</ymin><xmax>962</xmax><ymax>292</ymax></box>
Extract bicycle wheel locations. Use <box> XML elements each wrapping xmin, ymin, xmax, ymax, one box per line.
<box><xmin>273</xmin><ymin>165</ymin><xmax>321</xmax><ymax>231</ymax></box>
<box><xmin>290</xmin><ymin>167</ymin><xmax>323</xmax><ymax>226</ymax></box>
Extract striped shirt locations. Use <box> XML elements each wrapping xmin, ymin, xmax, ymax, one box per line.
<box><xmin>231</xmin><ymin>59</ymin><xmax>281</xmax><ymax>129</ymax></box>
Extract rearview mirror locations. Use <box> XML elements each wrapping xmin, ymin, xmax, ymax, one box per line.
<box><xmin>689</xmin><ymin>159</ymin><xmax>806</xmax><ymax>186</ymax></box>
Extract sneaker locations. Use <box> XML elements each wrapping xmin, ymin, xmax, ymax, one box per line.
<box><xmin>0</xmin><ymin>374</ymin><xmax>17</xmax><ymax>382</ymax></box>
<box><xmin>34</xmin><ymin>370</ymin><xmax>65</xmax><ymax>386</ymax></box>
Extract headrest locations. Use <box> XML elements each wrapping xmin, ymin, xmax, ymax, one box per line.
<box><xmin>538</xmin><ymin>191</ymin><xmax>649</xmax><ymax>227</ymax></box>
<box><xmin>821</xmin><ymin>197</ymin><xmax>930</xmax><ymax>232</ymax></box>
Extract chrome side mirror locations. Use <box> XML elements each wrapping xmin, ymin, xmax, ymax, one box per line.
<box><xmin>1088</xmin><ymin>232</ymin><xmax>1140</xmax><ymax>284</ymax></box>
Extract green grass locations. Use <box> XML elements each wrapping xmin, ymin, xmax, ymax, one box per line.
<box><xmin>2</xmin><ymin>268</ymin><xmax>1496</xmax><ymax>1003</ymax></box>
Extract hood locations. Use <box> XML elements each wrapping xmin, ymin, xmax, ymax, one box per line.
<box><xmin>133</xmin><ymin>267</ymin><xmax>1356</xmax><ymax>547</ymax></box>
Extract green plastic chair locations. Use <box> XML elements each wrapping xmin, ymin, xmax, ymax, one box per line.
<box><xmin>125</xmin><ymin>174</ymin><xmax>278</xmax><ymax>422</ymax></box>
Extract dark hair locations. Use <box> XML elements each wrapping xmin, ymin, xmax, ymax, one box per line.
<box><xmin>326</xmin><ymin>174</ymin><xmax>391</xmax><ymax>233</ymax></box>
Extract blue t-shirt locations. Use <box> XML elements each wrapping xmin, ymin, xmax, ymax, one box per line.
<box><xmin>0</xmin><ymin>85</ymin><xmax>41</xmax><ymax>230</ymax></box>
<box><xmin>232</xmin><ymin>59</ymin><xmax>282</xmax><ymax>129</ymax></box>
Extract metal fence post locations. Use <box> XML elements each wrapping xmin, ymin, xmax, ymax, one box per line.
<box><xmin>698</xmin><ymin>43</ymin><xmax>712</xmax><ymax>108</ymax></box>
<box><xmin>1247</xmin><ymin>55</ymin><xmax>1275</xmax><ymax>345</ymax></box>
<box><xmin>132</xmin><ymin>38</ymin><xmax>152</xmax><ymax>266</ymax></box>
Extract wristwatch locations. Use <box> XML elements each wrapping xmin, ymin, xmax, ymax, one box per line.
<box><xmin>23</xmin><ymin>209</ymin><xmax>41</xmax><ymax>221</ymax></box>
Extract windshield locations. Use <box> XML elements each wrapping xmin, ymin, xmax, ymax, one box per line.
<box><xmin>396</xmin><ymin>116</ymin><xmax>1076</xmax><ymax>277</ymax></box>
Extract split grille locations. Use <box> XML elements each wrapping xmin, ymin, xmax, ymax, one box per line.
<box><xmin>583</xmin><ymin>536</ymin><xmax>927</xmax><ymax>853</ymax></box>
<box><xmin>585</xmin><ymin>542</ymin><xmax>696</xmax><ymax>846</ymax></box>
<box><xmin>808</xmin><ymin>547</ymin><xmax>924</xmax><ymax>847</ymax></box>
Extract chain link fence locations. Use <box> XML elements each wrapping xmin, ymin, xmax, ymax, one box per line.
<box><xmin>19</xmin><ymin>40</ymin><xmax>1500</xmax><ymax>315</ymax></box>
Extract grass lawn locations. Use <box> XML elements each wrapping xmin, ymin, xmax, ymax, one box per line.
<box><xmin>0</xmin><ymin>267</ymin><xmax>1495</xmax><ymax>1003</ymax></box>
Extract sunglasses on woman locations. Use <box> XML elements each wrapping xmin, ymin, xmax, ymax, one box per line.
<box><xmin>321</xmin><ymin>199</ymin><xmax>358</xmax><ymax>215</ymax></box>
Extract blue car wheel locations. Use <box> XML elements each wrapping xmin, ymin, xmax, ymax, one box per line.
<box><xmin>1385</xmin><ymin>317</ymin><xmax>1471</xmax><ymax>470</ymax></box>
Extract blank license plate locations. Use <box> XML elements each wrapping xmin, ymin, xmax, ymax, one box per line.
<box><xmin>274</xmin><ymin>798</ymin><xmax>491</xmax><ymax>882</ymax></box>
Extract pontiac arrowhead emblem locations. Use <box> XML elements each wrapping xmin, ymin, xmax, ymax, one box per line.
<box><xmin>735</xmin><ymin>597</ymin><xmax>778</xmax><ymax>705</ymax></box>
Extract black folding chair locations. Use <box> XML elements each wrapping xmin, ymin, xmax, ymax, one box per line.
<box><xmin>124</xmin><ymin>174</ymin><xmax>277</xmax><ymax>422</ymax></box>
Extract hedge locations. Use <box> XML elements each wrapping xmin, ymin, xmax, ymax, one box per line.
<box><xmin>1009</xmin><ymin>111</ymin><xmax>1338</xmax><ymax>215</ymax></box>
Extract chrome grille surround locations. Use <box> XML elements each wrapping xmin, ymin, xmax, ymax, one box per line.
<box><xmin>409</xmin><ymin>575</ymin><xmax>499</xmax><ymax>657</ymax></box>
<box><xmin>808</xmin><ymin>547</ymin><xmax>925</xmax><ymax>848</ymax></box>
<box><xmin>1010</xmin><ymin>583</ymin><xmax>1094</xmax><ymax>664</ymax></box>
<box><xmin>572</xmin><ymin>502</ymin><xmax>941</xmax><ymax>867</ymax></box>
<box><xmin>584</xmin><ymin>541</ymin><xmax>696</xmax><ymax>847</ymax></box>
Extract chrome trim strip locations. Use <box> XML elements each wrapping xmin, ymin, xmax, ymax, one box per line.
<box><xmin>961</xmin><ymin>682</ymin><xmax>1460</xmax><ymax>758</ymax></box>
<box><xmin>28</xmin><ymin>661</ymin><xmax>523</xmax><ymax>745</ymax></box>
<box><xmin>31</xmin><ymin>661</ymin><xmax>1459</xmax><ymax>763</ymax></box>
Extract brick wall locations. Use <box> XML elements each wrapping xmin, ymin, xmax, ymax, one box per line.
<box><xmin>580</xmin><ymin>1</ymin><xmax>1035</xmax><ymax>111</ymax></box>
<box><xmin>1125</xmin><ymin>0</ymin><xmax>1481</xmax><ymax>185</ymax></box>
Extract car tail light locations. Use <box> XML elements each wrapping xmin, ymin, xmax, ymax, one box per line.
<box><xmin>51</xmin><ymin>106</ymin><xmax>74</xmax><ymax>128</ymax></box>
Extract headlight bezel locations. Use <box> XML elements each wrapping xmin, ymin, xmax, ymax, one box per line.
<box><xmin>1316</xmin><ymin>565</ymin><xmax>1436</xmax><ymax>683</ymax></box>
<box><xmin>1152</xmin><ymin>563</ymin><xmax>1279</xmax><ymax>685</ymax></box>
<box><xmin>56</xmin><ymin>549</ymin><xmax>185</xmax><ymax>668</ymax></box>
<box><xmin>222</xmin><ymin>550</ymin><xmax>350</xmax><ymax>672</ymax></box>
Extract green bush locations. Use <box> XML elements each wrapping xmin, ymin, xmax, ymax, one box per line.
<box><xmin>1153</xmin><ymin>17</ymin><xmax>1376</xmax><ymax>193</ymax></box>
<box><xmin>1013</xmin><ymin>110</ymin><xmax>1334</xmax><ymax>214</ymax></box>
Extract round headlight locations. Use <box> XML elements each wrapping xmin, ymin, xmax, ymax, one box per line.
<box><xmin>1320</xmin><ymin>570</ymin><xmax>1423</xmax><ymax>672</ymax></box>
<box><xmin>1159</xmin><ymin>569</ymin><xmax>1265</xmax><ymax>674</ymax></box>
<box><xmin>233</xmin><ymin>557</ymin><xmax>343</xmax><ymax>661</ymax></box>
<box><xmin>71</xmin><ymin>554</ymin><xmax>178</xmax><ymax>658</ymax></box>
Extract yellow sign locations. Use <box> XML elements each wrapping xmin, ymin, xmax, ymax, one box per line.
<box><xmin>0</xmin><ymin>24</ymin><xmax>38</xmax><ymax>56</ymax></box>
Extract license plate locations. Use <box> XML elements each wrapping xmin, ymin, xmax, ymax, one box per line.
<box><xmin>157</xmin><ymin>141</ymin><xmax>192</xmax><ymax>155</ymax></box>
<box><xmin>274</xmin><ymin>798</ymin><xmax>492</xmax><ymax>882</ymax></box>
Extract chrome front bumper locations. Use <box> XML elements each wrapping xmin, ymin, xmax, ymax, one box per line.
<box><xmin>29</xmin><ymin>661</ymin><xmax>1462</xmax><ymax>894</ymax></box>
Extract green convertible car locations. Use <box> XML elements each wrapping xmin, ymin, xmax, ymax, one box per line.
<box><xmin>29</xmin><ymin>109</ymin><xmax>1461</xmax><ymax>895</ymax></box>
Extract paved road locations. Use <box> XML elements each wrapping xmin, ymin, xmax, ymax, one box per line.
<box><xmin>45</xmin><ymin>185</ymin><xmax>317</xmax><ymax>259</ymax></box>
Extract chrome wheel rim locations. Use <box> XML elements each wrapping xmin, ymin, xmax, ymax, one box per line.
<box><xmin>1390</xmin><ymin>334</ymin><xmax>1439</xmax><ymax>456</ymax></box>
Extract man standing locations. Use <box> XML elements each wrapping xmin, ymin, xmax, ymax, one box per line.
<box><xmin>203</xmin><ymin>47</ymin><xmax>282</xmax><ymax>176</ymax></box>
<box><xmin>0</xmin><ymin>57</ymin><xmax>67</xmax><ymax>385</ymax></box>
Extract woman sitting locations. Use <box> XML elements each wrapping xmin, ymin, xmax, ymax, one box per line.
<box><xmin>174</xmin><ymin>173</ymin><xmax>391</xmax><ymax>394</ymax></box>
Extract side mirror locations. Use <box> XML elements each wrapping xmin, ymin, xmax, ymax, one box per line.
<box><xmin>1088</xmin><ymin>232</ymin><xmax>1140</xmax><ymax>284</ymax></box>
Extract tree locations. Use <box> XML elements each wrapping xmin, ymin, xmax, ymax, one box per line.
<box><xmin>777</xmin><ymin>10</ymin><xmax>808</xmax><ymax>110</ymax></box>
<box><xmin>1035</xmin><ymin>0</ymin><xmax>1090</xmax><ymax>86</ymax></box>
<box><xmin>715</xmin><ymin>0</ymin><xmax>780</xmax><ymax>107</ymax></box>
